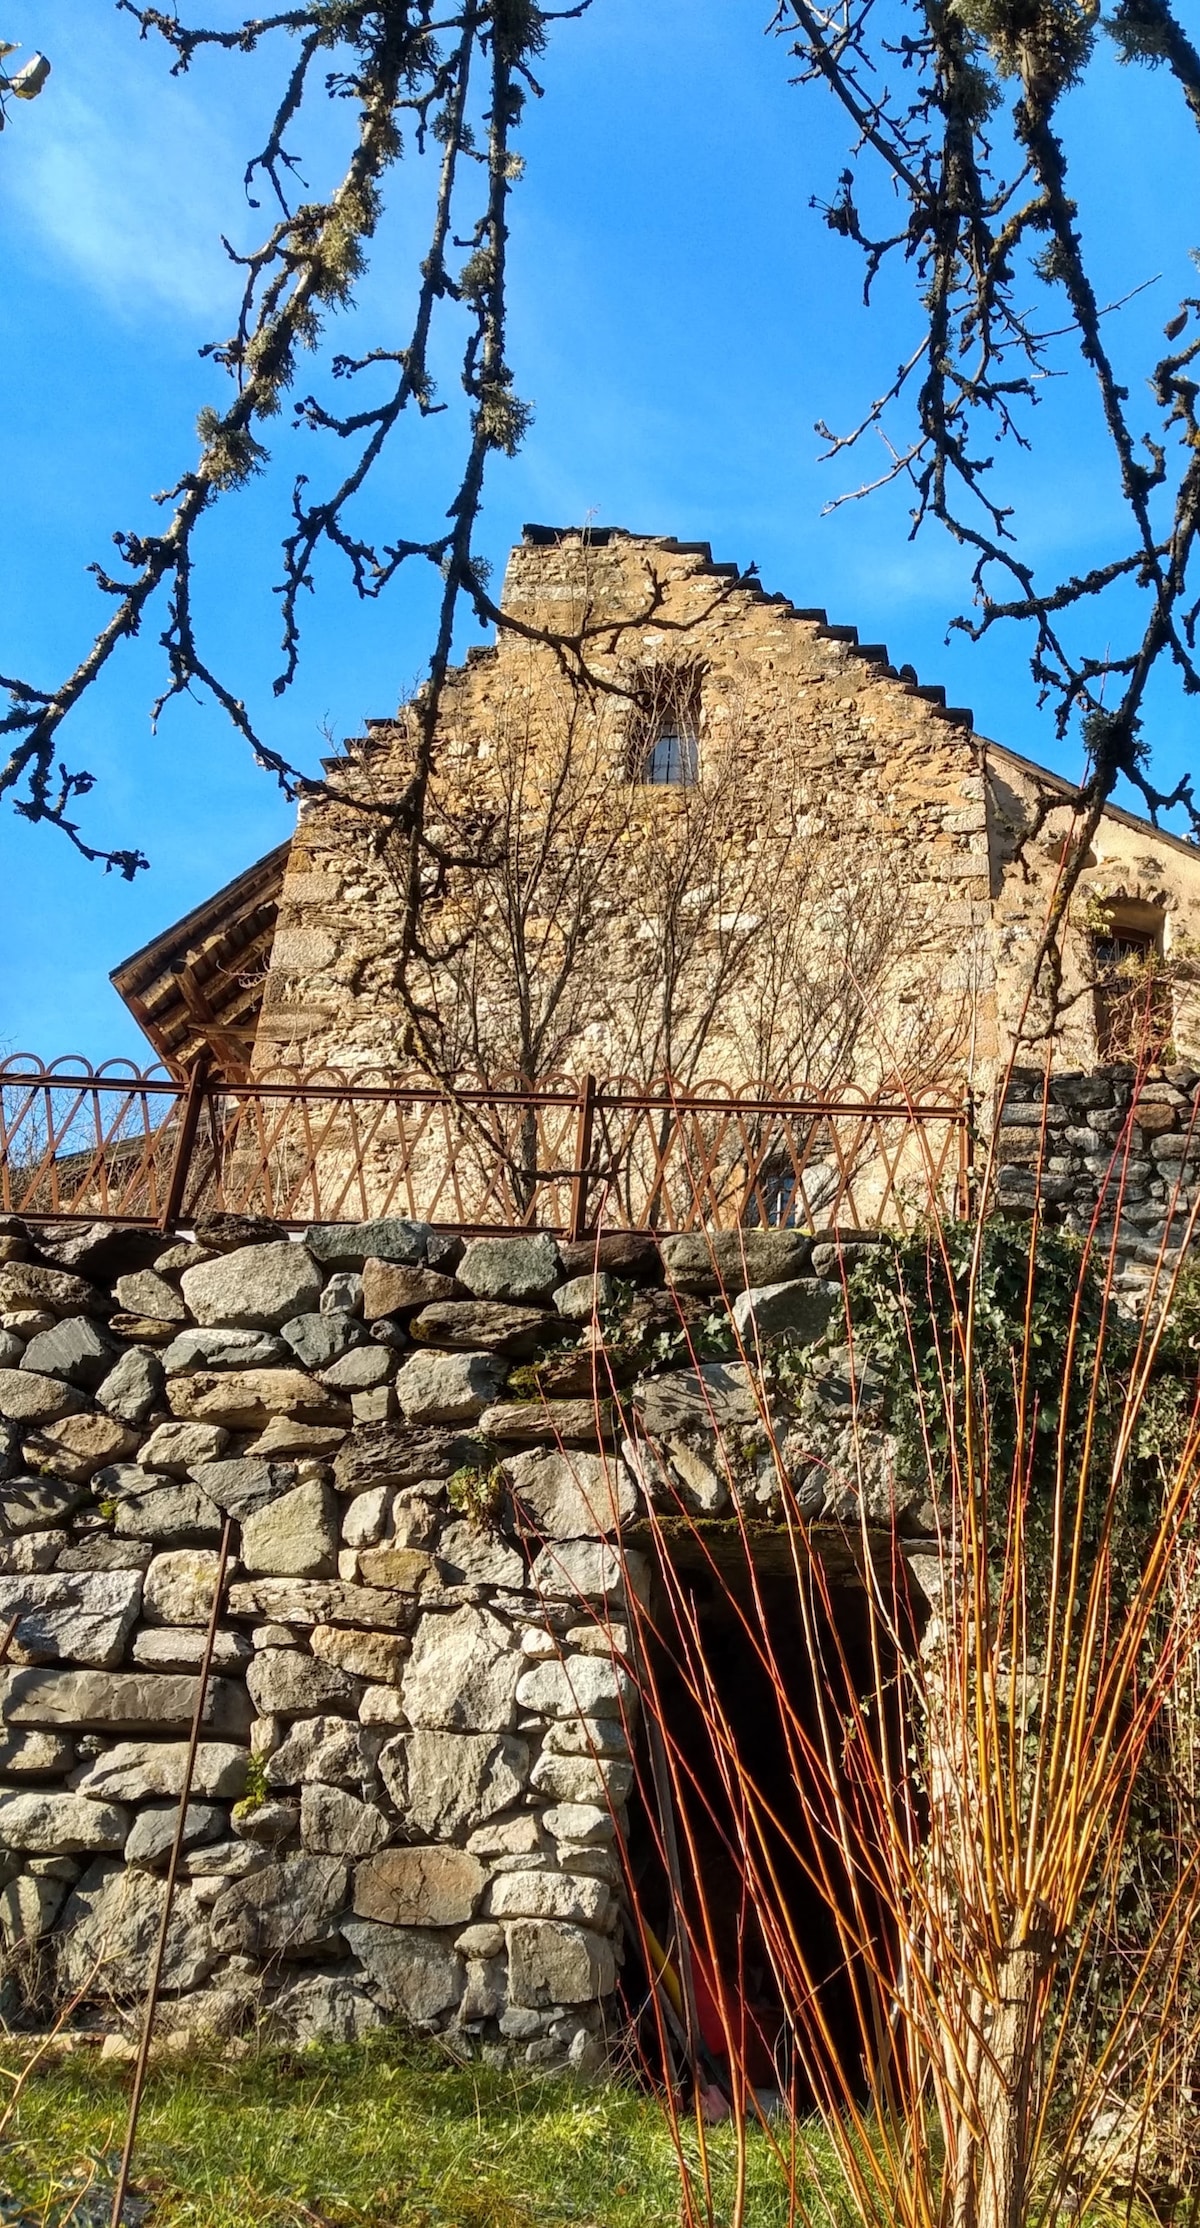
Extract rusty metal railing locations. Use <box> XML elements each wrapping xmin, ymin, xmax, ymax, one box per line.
<box><xmin>0</xmin><ymin>1056</ymin><xmax>972</xmax><ymax>1236</ymax></box>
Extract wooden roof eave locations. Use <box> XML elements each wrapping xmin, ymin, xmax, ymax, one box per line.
<box><xmin>110</xmin><ymin>841</ymin><xmax>291</xmax><ymax>1082</ymax></box>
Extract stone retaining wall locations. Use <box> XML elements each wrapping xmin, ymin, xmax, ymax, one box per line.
<box><xmin>993</xmin><ymin>1065</ymin><xmax>1200</xmax><ymax>1297</ymax></box>
<box><xmin>0</xmin><ymin>1211</ymin><xmax>879</xmax><ymax>2061</ymax></box>
<box><xmin>3</xmin><ymin>1120</ymin><xmax>1196</xmax><ymax>2058</ymax></box>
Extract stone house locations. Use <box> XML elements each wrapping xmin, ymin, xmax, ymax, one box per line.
<box><xmin>4</xmin><ymin>529</ymin><xmax>1200</xmax><ymax>2070</ymax></box>
<box><xmin>112</xmin><ymin>525</ymin><xmax>1200</xmax><ymax>1101</ymax></box>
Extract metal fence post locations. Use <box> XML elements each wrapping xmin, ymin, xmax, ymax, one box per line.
<box><xmin>958</xmin><ymin>1088</ymin><xmax>977</xmax><ymax>1220</ymax></box>
<box><xmin>157</xmin><ymin>1055</ymin><xmax>210</xmax><ymax>1232</ymax></box>
<box><xmin>567</xmin><ymin>1073</ymin><xmax>598</xmax><ymax>1242</ymax></box>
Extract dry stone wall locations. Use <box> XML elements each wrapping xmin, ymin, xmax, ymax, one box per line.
<box><xmin>993</xmin><ymin>1065</ymin><xmax>1200</xmax><ymax>1300</ymax></box>
<box><xmin>0</xmin><ymin>1211</ymin><xmax>886</xmax><ymax>2060</ymax></box>
<box><xmin>3</xmin><ymin>1145</ymin><xmax>1193</xmax><ymax>2053</ymax></box>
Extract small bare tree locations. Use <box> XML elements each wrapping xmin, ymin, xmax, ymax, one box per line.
<box><xmin>399</xmin><ymin>660</ymin><xmax>974</xmax><ymax>1096</ymax></box>
<box><xmin>380</xmin><ymin>652</ymin><xmax>974</xmax><ymax>1216</ymax></box>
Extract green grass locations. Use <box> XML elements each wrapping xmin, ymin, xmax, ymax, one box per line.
<box><xmin>0</xmin><ymin>2034</ymin><xmax>845</xmax><ymax>2228</ymax></box>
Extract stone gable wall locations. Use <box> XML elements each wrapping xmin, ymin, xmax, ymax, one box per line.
<box><xmin>249</xmin><ymin>529</ymin><xmax>1200</xmax><ymax>1102</ymax></box>
<box><xmin>255</xmin><ymin>532</ymin><xmax>1000</xmax><ymax>1096</ymax></box>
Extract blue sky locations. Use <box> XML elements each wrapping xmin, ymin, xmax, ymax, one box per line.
<box><xmin>2</xmin><ymin>0</ymin><xmax>1197</xmax><ymax>1066</ymax></box>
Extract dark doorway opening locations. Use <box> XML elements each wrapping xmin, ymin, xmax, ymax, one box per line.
<box><xmin>622</xmin><ymin>1529</ymin><xmax>921</xmax><ymax>2112</ymax></box>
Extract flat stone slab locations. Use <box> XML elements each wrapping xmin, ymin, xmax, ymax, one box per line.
<box><xmin>300</xmin><ymin>1784</ymin><xmax>391</xmax><ymax>1859</ymax></box>
<box><xmin>385</xmin><ymin>1728</ymin><xmax>530</xmax><ymax>1840</ymax></box>
<box><xmin>410</xmin><ymin>1302</ymin><xmax>551</xmax><ymax>1354</ymax></box>
<box><xmin>282</xmin><ymin>1311</ymin><xmax>365</xmax><ymax>1372</ymax></box>
<box><xmin>73</xmin><ymin>1741</ymin><xmax>250</xmax><ymax>1801</ymax></box>
<box><xmin>306</xmin><ymin>1220</ymin><xmax>432</xmax><ymax>1269</ymax></box>
<box><xmin>0</xmin><ymin>1791</ymin><xmax>130</xmax><ymax>1853</ymax></box>
<box><xmin>163</xmin><ymin>1328</ymin><xmax>290</xmax><ymax>1376</ymax></box>
<box><xmin>0</xmin><ymin>1529</ymin><xmax>70</xmax><ymax>1574</ymax></box>
<box><xmin>137</xmin><ymin>1421</ymin><xmax>230</xmax><ymax>1474</ymax></box>
<box><xmin>107</xmin><ymin>1473</ymin><xmax>222</xmax><ymax>1543</ymax></box>
<box><xmin>401</xmin><ymin>1604</ymin><xmax>521</xmax><ymax>1734</ymax></box>
<box><xmin>333</xmin><ymin>1422</ymin><xmax>491</xmax><ymax>1495</ymax></box>
<box><xmin>0</xmin><ymin>1571</ymin><xmax>142</xmax><ymax>1669</ymax></box>
<box><xmin>634</xmin><ymin>1361</ymin><xmax>758</xmax><ymax>1438</ymax></box>
<box><xmin>96</xmin><ymin>1346</ymin><xmax>162</xmax><ymax>1424</ymax></box>
<box><xmin>239</xmin><ymin>1480</ymin><xmax>339</xmax><ymax>1580</ymax></box>
<box><xmin>731</xmin><ymin>1277</ymin><xmax>839</xmax><ymax>1345</ymax></box>
<box><xmin>265</xmin><ymin>1715</ymin><xmax>376</xmax><ymax>1791</ymax></box>
<box><xmin>456</xmin><ymin>1235</ymin><xmax>562</xmax><ymax>1304</ymax></box>
<box><xmin>353</xmin><ymin>1846</ymin><xmax>484</xmax><ymax>1927</ymax></box>
<box><xmin>435</xmin><ymin>1523</ymin><xmax>524</xmax><ymax>1590</ymax></box>
<box><xmin>660</xmin><ymin>1231</ymin><xmax>814</xmax><ymax>1294</ymax></box>
<box><xmin>309</xmin><ymin>1624</ymin><xmax>410</xmax><ymax>1683</ymax></box>
<box><xmin>392</xmin><ymin>1349</ymin><xmax>506</xmax><ymax>1426</ymax></box>
<box><xmin>506</xmin><ymin>1919</ymin><xmax>615</xmax><ymax>2007</ymax></box>
<box><xmin>142</xmin><ymin>1548</ymin><xmax>223</xmax><ymax>1625</ymax></box>
<box><xmin>168</xmin><ymin>1369</ymin><xmax>351</xmax><ymax>1429</ymax></box>
<box><xmin>557</xmin><ymin>1233</ymin><xmax>662</xmax><ymax>1283</ymax></box>
<box><xmin>478</xmin><ymin>1400</ymin><xmax>617</xmax><ymax>1445</ymax></box>
<box><xmin>0</xmin><ymin>1477</ymin><xmax>86</xmax><ymax>1533</ymax></box>
<box><xmin>191</xmin><ymin>1457</ymin><xmax>294</xmax><ymax>1520</ymax></box>
<box><xmin>124</xmin><ymin>1801</ymin><xmax>226</xmax><ymax>1869</ymax></box>
<box><xmin>0</xmin><ymin>1728</ymin><xmax>76</xmax><ymax>1776</ymax></box>
<box><xmin>225</xmin><ymin>1578</ymin><xmax>417</xmax><ymax>1631</ymax></box>
<box><xmin>0</xmin><ymin>1369</ymin><xmax>84</xmax><ymax>1426</ymax></box>
<box><xmin>19</xmin><ymin>1315</ymin><xmax>118</xmax><ymax>1388</ymax></box>
<box><xmin>514</xmin><ymin>1656</ymin><xmax>634</xmax><ymax>1719</ymax></box>
<box><xmin>246</xmin><ymin>1647</ymin><xmax>361</xmax><ymax>1717</ymax></box>
<box><xmin>355</xmin><ymin>1546</ymin><xmax>433</xmax><ymax>1590</ymax></box>
<box><xmin>0</xmin><ymin>1666</ymin><xmax>251</xmax><ymax>1737</ymax></box>
<box><xmin>130</xmin><ymin>1626</ymin><xmax>250</xmax><ymax>1674</ymax></box>
<box><xmin>361</xmin><ymin>1261</ymin><xmax>457</xmax><ymax>1320</ymax></box>
<box><xmin>528</xmin><ymin>1539</ymin><xmax>646</xmax><ymax>1607</ymax></box>
<box><xmin>180</xmin><ymin>1242</ymin><xmax>322</xmax><ymax>1330</ymax></box>
<box><xmin>488</xmin><ymin>1870</ymin><xmax>611</xmax><ymax>1927</ymax></box>
<box><xmin>57</xmin><ymin>1859</ymin><xmax>217</xmax><ymax>1996</ymax></box>
<box><xmin>114</xmin><ymin>1271</ymin><xmax>187</xmax><ymax>1323</ymax></box>
<box><xmin>505</xmin><ymin>1449</ymin><xmax>635</xmax><ymax>1539</ymax></box>
<box><xmin>24</xmin><ymin>1411</ymin><xmax>140</xmax><ymax>1482</ymax></box>
<box><xmin>0</xmin><ymin>1263</ymin><xmax>108</xmax><ymax>1319</ymax></box>
<box><xmin>320</xmin><ymin>1345</ymin><xmax>395</xmax><ymax>1392</ymax></box>
<box><xmin>209</xmin><ymin>1854</ymin><xmax>348</xmax><ymax>1960</ymax></box>
<box><xmin>341</xmin><ymin>1917</ymin><xmax>463</xmax><ymax>2023</ymax></box>
<box><xmin>244</xmin><ymin>1418</ymin><xmax>348</xmax><ymax>1460</ymax></box>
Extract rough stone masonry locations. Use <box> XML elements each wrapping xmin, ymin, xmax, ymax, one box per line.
<box><xmin>2</xmin><ymin>1064</ymin><xmax>1198</xmax><ymax>2061</ymax></box>
<box><xmin>0</xmin><ymin>1206</ymin><xmax>903</xmax><ymax>2063</ymax></box>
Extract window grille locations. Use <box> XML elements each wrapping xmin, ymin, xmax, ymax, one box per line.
<box><xmin>644</xmin><ymin>723</ymin><xmax>699</xmax><ymax>785</ymax></box>
<box><xmin>1091</xmin><ymin>920</ymin><xmax>1173</xmax><ymax>1060</ymax></box>
<box><xmin>627</xmin><ymin>662</ymin><xmax>703</xmax><ymax>786</ymax></box>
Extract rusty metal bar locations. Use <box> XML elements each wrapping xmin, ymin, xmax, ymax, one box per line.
<box><xmin>566</xmin><ymin>1072</ymin><xmax>598</xmax><ymax>1243</ymax></box>
<box><xmin>108</xmin><ymin>1515</ymin><xmax>235</xmax><ymax>2228</ymax></box>
<box><xmin>959</xmin><ymin>1086</ymin><xmax>977</xmax><ymax>1220</ymax></box>
<box><xmin>156</xmin><ymin>1056</ymin><xmax>210</xmax><ymax>1232</ymax></box>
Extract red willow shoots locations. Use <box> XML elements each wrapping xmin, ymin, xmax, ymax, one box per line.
<box><xmin>541</xmin><ymin>1046</ymin><xmax>1200</xmax><ymax>2228</ymax></box>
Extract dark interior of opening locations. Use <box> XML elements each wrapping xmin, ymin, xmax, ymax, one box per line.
<box><xmin>622</xmin><ymin>1538</ymin><xmax>919</xmax><ymax>2108</ymax></box>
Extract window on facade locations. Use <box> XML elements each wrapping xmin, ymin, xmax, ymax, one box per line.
<box><xmin>1091</xmin><ymin>916</ymin><xmax>1173</xmax><ymax>1060</ymax></box>
<box><xmin>644</xmin><ymin>723</ymin><xmax>699</xmax><ymax>786</ymax></box>
<box><xmin>628</xmin><ymin>663</ymin><xmax>703</xmax><ymax>786</ymax></box>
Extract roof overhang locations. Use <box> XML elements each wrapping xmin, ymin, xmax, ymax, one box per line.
<box><xmin>110</xmin><ymin>842</ymin><xmax>290</xmax><ymax>1081</ymax></box>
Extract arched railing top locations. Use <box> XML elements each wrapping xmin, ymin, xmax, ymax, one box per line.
<box><xmin>0</xmin><ymin>1058</ymin><xmax>971</xmax><ymax>1233</ymax></box>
